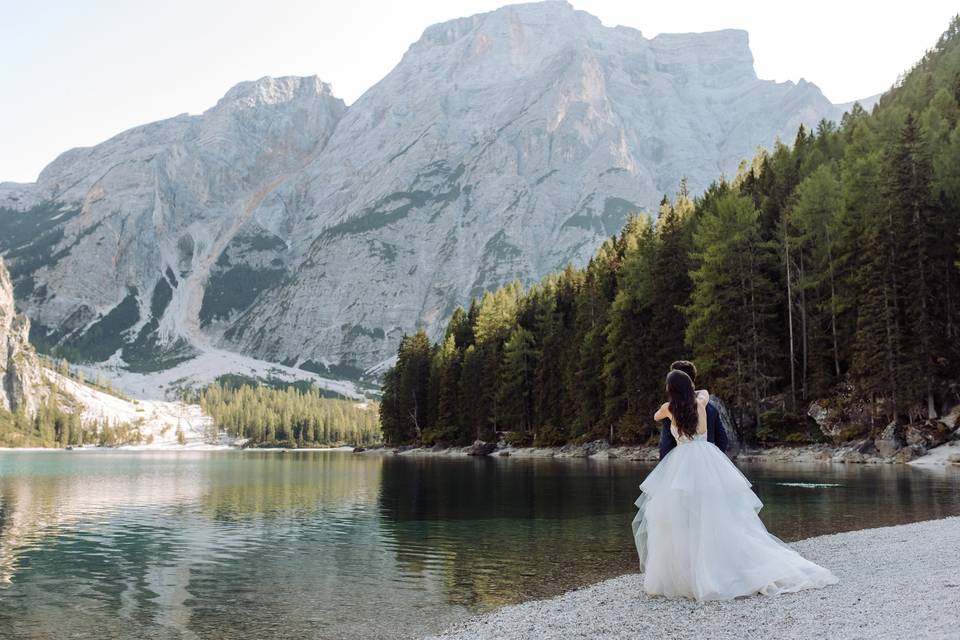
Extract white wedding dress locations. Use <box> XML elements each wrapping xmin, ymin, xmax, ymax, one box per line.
<box><xmin>632</xmin><ymin>391</ymin><xmax>838</xmax><ymax>600</ymax></box>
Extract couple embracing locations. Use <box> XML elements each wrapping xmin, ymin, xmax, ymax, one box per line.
<box><xmin>632</xmin><ymin>360</ymin><xmax>838</xmax><ymax>601</ymax></box>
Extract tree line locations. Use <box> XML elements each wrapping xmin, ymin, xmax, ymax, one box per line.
<box><xmin>197</xmin><ymin>383</ymin><xmax>381</xmax><ymax>447</ymax></box>
<box><xmin>380</xmin><ymin>17</ymin><xmax>960</xmax><ymax>447</ymax></box>
<box><xmin>0</xmin><ymin>362</ymin><xmax>382</xmax><ymax>448</ymax></box>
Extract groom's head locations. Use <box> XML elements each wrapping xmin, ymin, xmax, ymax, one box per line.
<box><xmin>670</xmin><ymin>360</ymin><xmax>697</xmax><ymax>382</ymax></box>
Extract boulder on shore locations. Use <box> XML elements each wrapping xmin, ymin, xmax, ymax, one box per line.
<box><xmin>807</xmin><ymin>383</ymin><xmax>873</xmax><ymax>442</ymax></box>
<box><xmin>905</xmin><ymin>421</ymin><xmax>953</xmax><ymax>449</ymax></box>
<box><xmin>808</xmin><ymin>401</ymin><xmax>838</xmax><ymax>438</ymax></box>
<box><xmin>893</xmin><ymin>445</ymin><xmax>925</xmax><ymax>463</ymax></box>
<box><xmin>393</xmin><ymin>444</ymin><xmax>418</xmax><ymax>455</ymax></box>
<box><xmin>874</xmin><ymin>421</ymin><xmax>906</xmax><ymax>459</ymax></box>
<box><xmin>465</xmin><ymin>440</ymin><xmax>496</xmax><ymax>456</ymax></box>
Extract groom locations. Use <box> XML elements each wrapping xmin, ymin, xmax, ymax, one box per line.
<box><xmin>658</xmin><ymin>360</ymin><xmax>728</xmax><ymax>459</ymax></box>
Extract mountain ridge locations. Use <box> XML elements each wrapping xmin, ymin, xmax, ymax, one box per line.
<box><xmin>0</xmin><ymin>2</ymin><xmax>878</xmax><ymax>394</ymax></box>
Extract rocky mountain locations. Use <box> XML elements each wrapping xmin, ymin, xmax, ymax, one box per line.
<box><xmin>0</xmin><ymin>1</ymin><xmax>869</xmax><ymax>389</ymax></box>
<box><xmin>0</xmin><ymin>76</ymin><xmax>345</xmax><ymax>383</ymax></box>
<box><xmin>0</xmin><ymin>258</ymin><xmax>48</xmax><ymax>415</ymax></box>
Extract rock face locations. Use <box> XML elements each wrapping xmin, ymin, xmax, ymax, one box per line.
<box><xmin>711</xmin><ymin>395</ymin><xmax>740</xmax><ymax>457</ymax></box>
<box><xmin>0</xmin><ymin>75</ymin><xmax>345</xmax><ymax>376</ymax></box>
<box><xmin>0</xmin><ymin>258</ymin><xmax>47</xmax><ymax>415</ymax></box>
<box><xmin>0</xmin><ymin>2</ymin><xmax>864</xmax><ymax>377</ymax></box>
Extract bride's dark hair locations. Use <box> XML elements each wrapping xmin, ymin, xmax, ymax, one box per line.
<box><xmin>666</xmin><ymin>370</ymin><xmax>698</xmax><ymax>438</ymax></box>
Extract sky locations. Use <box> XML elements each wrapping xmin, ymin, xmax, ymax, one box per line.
<box><xmin>1</xmin><ymin>0</ymin><xmax>956</xmax><ymax>183</ymax></box>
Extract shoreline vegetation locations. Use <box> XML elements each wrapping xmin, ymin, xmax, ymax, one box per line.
<box><xmin>380</xmin><ymin>19</ymin><xmax>960</xmax><ymax>456</ymax></box>
<box><xmin>425</xmin><ymin>517</ymin><xmax>960</xmax><ymax>640</ymax></box>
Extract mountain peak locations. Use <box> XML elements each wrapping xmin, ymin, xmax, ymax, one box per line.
<box><xmin>212</xmin><ymin>75</ymin><xmax>340</xmax><ymax>112</ymax></box>
<box><xmin>650</xmin><ymin>28</ymin><xmax>755</xmax><ymax>79</ymax></box>
<box><xmin>411</xmin><ymin>0</ymin><xmax>593</xmax><ymax>51</ymax></box>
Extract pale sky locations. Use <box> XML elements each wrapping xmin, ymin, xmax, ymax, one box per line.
<box><xmin>1</xmin><ymin>0</ymin><xmax>956</xmax><ymax>183</ymax></box>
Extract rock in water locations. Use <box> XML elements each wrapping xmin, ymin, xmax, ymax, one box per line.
<box><xmin>0</xmin><ymin>2</ymin><xmax>870</xmax><ymax>376</ymax></box>
<box><xmin>0</xmin><ymin>258</ymin><xmax>48</xmax><ymax>415</ymax></box>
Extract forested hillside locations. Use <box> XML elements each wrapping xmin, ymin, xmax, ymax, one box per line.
<box><xmin>380</xmin><ymin>18</ymin><xmax>960</xmax><ymax>448</ymax></box>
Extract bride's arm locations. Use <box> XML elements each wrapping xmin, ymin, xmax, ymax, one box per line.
<box><xmin>654</xmin><ymin>402</ymin><xmax>671</xmax><ymax>421</ymax></box>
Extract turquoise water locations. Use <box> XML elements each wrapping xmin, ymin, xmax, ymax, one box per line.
<box><xmin>0</xmin><ymin>451</ymin><xmax>957</xmax><ymax>639</ymax></box>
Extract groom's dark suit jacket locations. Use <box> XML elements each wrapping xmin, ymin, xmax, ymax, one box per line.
<box><xmin>658</xmin><ymin>398</ymin><xmax>728</xmax><ymax>459</ymax></box>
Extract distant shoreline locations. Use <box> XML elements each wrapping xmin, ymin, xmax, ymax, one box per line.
<box><xmin>425</xmin><ymin>517</ymin><xmax>960</xmax><ymax>640</ymax></box>
<box><xmin>0</xmin><ymin>444</ymin><xmax>358</xmax><ymax>453</ymax></box>
<box><xmin>364</xmin><ymin>440</ymin><xmax>960</xmax><ymax>466</ymax></box>
<box><xmin>3</xmin><ymin>440</ymin><xmax>957</xmax><ymax>465</ymax></box>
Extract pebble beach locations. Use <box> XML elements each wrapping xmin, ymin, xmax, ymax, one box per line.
<box><xmin>427</xmin><ymin>517</ymin><xmax>960</xmax><ymax>640</ymax></box>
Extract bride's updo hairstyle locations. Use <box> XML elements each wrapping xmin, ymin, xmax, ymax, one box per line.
<box><xmin>666</xmin><ymin>369</ymin><xmax>698</xmax><ymax>438</ymax></box>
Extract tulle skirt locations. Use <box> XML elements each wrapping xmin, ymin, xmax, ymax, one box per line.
<box><xmin>632</xmin><ymin>441</ymin><xmax>838</xmax><ymax>601</ymax></box>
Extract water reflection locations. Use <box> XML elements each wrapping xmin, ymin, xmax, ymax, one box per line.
<box><xmin>376</xmin><ymin>457</ymin><xmax>640</xmax><ymax>610</ymax></box>
<box><xmin>0</xmin><ymin>451</ymin><xmax>957</xmax><ymax>639</ymax></box>
<box><xmin>743</xmin><ymin>463</ymin><xmax>960</xmax><ymax>540</ymax></box>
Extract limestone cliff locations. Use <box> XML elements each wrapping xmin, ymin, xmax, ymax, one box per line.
<box><xmin>0</xmin><ymin>258</ymin><xmax>47</xmax><ymax>415</ymax></box>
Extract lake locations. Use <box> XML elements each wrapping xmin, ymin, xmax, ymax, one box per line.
<box><xmin>0</xmin><ymin>450</ymin><xmax>958</xmax><ymax>639</ymax></box>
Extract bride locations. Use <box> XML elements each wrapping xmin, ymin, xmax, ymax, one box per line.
<box><xmin>632</xmin><ymin>369</ymin><xmax>838</xmax><ymax>600</ymax></box>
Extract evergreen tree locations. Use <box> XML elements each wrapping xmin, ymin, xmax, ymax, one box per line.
<box><xmin>495</xmin><ymin>325</ymin><xmax>538</xmax><ymax>434</ymax></box>
<box><xmin>425</xmin><ymin>334</ymin><xmax>464</xmax><ymax>444</ymax></box>
<box><xmin>788</xmin><ymin>164</ymin><xmax>845</xmax><ymax>396</ymax></box>
<box><xmin>573</xmin><ymin>240</ymin><xmax>620</xmax><ymax>439</ymax></box>
<box><xmin>533</xmin><ymin>265</ymin><xmax>581</xmax><ymax>444</ymax></box>
<box><xmin>885</xmin><ymin>114</ymin><xmax>952</xmax><ymax>417</ymax></box>
<box><xmin>686</xmin><ymin>191</ymin><xmax>780</xmax><ymax>439</ymax></box>
<box><xmin>649</xmin><ymin>184</ymin><xmax>696</xmax><ymax>374</ymax></box>
<box><xmin>458</xmin><ymin>344</ymin><xmax>485</xmax><ymax>441</ymax></box>
<box><xmin>394</xmin><ymin>331</ymin><xmax>433</xmax><ymax>442</ymax></box>
<box><xmin>474</xmin><ymin>283</ymin><xmax>522</xmax><ymax>438</ymax></box>
<box><xmin>602</xmin><ymin>215</ymin><xmax>656</xmax><ymax>443</ymax></box>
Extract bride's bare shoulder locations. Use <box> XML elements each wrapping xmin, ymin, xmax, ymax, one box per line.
<box><xmin>695</xmin><ymin>389</ymin><xmax>710</xmax><ymax>404</ymax></box>
<box><xmin>654</xmin><ymin>402</ymin><xmax>671</xmax><ymax>420</ymax></box>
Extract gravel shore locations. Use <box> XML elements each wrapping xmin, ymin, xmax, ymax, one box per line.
<box><xmin>426</xmin><ymin>517</ymin><xmax>960</xmax><ymax>640</ymax></box>
<box><xmin>370</xmin><ymin>438</ymin><xmax>960</xmax><ymax>465</ymax></box>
